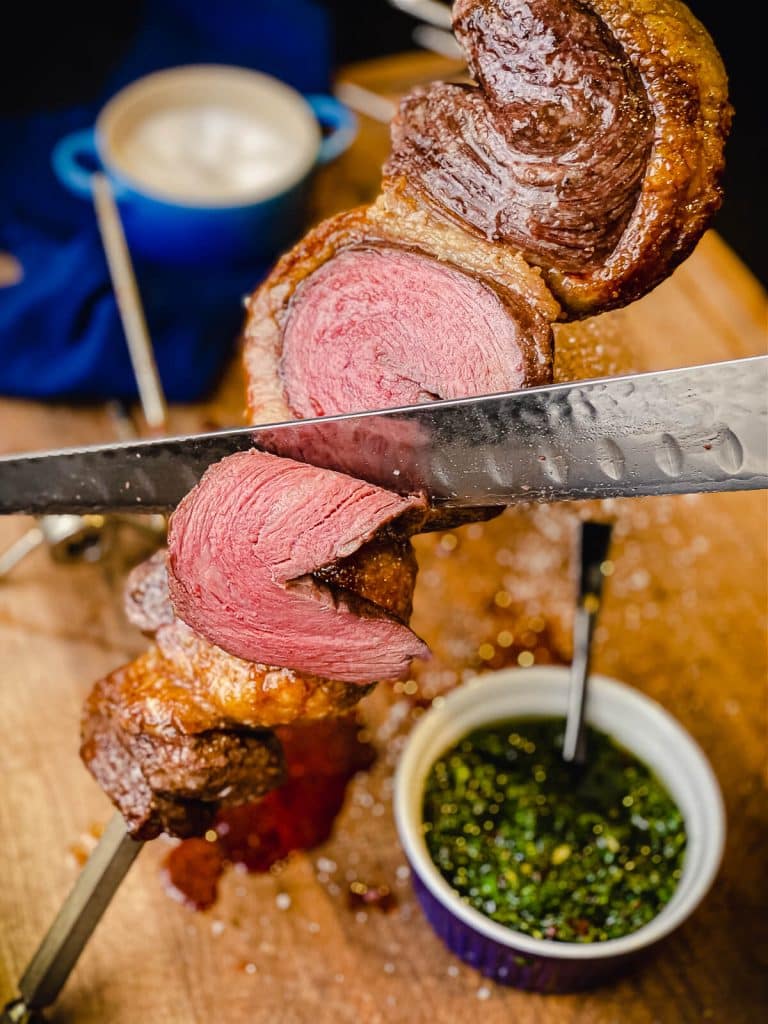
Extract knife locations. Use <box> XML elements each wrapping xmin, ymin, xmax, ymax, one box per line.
<box><xmin>1</xmin><ymin>357</ymin><xmax>766</xmax><ymax>515</ymax></box>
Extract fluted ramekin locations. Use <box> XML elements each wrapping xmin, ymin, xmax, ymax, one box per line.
<box><xmin>394</xmin><ymin>666</ymin><xmax>725</xmax><ymax>993</ymax></box>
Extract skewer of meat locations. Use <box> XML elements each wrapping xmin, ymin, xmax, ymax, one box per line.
<box><xmin>4</xmin><ymin>6</ymin><xmax>730</xmax><ymax>1018</ymax></box>
<box><xmin>81</xmin><ymin>0</ymin><xmax>730</xmax><ymax>839</ymax></box>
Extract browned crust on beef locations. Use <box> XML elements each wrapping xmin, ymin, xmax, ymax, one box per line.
<box><xmin>81</xmin><ymin>661</ymin><xmax>285</xmax><ymax>839</ymax></box>
<box><xmin>153</xmin><ymin>621</ymin><xmax>373</xmax><ymax>732</ymax></box>
<box><xmin>553</xmin><ymin>0</ymin><xmax>731</xmax><ymax>313</ymax></box>
<box><xmin>123</xmin><ymin>551</ymin><xmax>376</xmax><ymax>733</ymax></box>
<box><xmin>383</xmin><ymin>0</ymin><xmax>730</xmax><ymax>317</ymax></box>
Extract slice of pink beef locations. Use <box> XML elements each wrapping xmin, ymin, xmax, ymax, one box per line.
<box><xmin>280</xmin><ymin>247</ymin><xmax>537</xmax><ymax>418</ymax></box>
<box><xmin>167</xmin><ymin>450</ymin><xmax>428</xmax><ymax>684</ymax></box>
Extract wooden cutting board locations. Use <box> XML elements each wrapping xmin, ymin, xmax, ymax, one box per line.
<box><xmin>1</xmin><ymin>53</ymin><xmax>766</xmax><ymax>1024</ymax></box>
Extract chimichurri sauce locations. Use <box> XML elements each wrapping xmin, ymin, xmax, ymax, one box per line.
<box><xmin>422</xmin><ymin>718</ymin><xmax>686</xmax><ymax>943</ymax></box>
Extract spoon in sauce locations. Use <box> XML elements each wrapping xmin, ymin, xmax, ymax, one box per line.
<box><xmin>562</xmin><ymin>521</ymin><xmax>614</xmax><ymax>765</ymax></box>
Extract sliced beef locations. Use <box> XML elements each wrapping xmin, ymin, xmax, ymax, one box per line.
<box><xmin>81</xmin><ymin>656</ymin><xmax>285</xmax><ymax>839</ymax></box>
<box><xmin>121</xmin><ymin>551</ymin><xmax>374</xmax><ymax>732</ymax></box>
<box><xmin>281</xmin><ymin>246</ymin><xmax>547</xmax><ymax>418</ymax></box>
<box><xmin>128</xmin><ymin>536</ymin><xmax>418</xmax><ymax>638</ymax></box>
<box><xmin>79</xmin><ymin>0</ymin><xmax>732</xmax><ymax>842</ymax></box>
<box><xmin>167</xmin><ymin>450</ymin><xmax>429</xmax><ymax>683</ymax></box>
<box><xmin>243</xmin><ymin>194</ymin><xmax>556</xmax><ymax>532</ymax></box>
<box><xmin>384</xmin><ymin>0</ymin><xmax>730</xmax><ymax>315</ymax></box>
<box><xmin>124</xmin><ymin>550</ymin><xmax>174</xmax><ymax>633</ymax></box>
<box><xmin>243</xmin><ymin>199</ymin><xmax>557</xmax><ymax>427</ymax></box>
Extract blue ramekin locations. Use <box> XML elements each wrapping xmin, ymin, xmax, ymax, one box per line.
<box><xmin>394</xmin><ymin>667</ymin><xmax>725</xmax><ymax>993</ymax></box>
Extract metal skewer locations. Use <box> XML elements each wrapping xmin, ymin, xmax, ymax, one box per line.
<box><xmin>0</xmin><ymin>526</ymin><xmax>45</xmax><ymax>578</ymax></box>
<box><xmin>389</xmin><ymin>0</ymin><xmax>452</xmax><ymax>29</ymax></box>
<box><xmin>562</xmin><ymin>521</ymin><xmax>614</xmax><ymax>765</ymax></box>
<box><xmin>0</xmin><ymin>514</ymin><xmax>109</xmax><ymax>580</ymax></box>
<box><xmin>412</xmin><ymin>24</ymin><xmax>463</xmax><ymax>58</ymax></box>
<box><xmin>334</xmin><ymin>81</ymin><xmax>398</xmax><ymax>125</ymax></box>
<box><xmin>2</xmin><ymin>814</ymin><xmax>143</xmax><ymax>1023</ymax></box>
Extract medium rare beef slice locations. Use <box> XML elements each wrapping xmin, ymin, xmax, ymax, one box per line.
<box><xmin>244</xmin><ymin>202</ymin><xmax>557</xmax><ymax>426</ymax></box>
<box><xmin>243</xmin><ymin>199</ymin><xmax>556</xmax><ymax>529</ymax></box>
<box><xmin>122</xmin><ymin>531</ymin><xmax>419</xmax><ymax>733</ymax></box>
<box><xmin>281</xmin><ymin>247</ymin><xmax>547</xmax><ymax>417</ymax></box>
<box><xmin>123</xmin><ymin>551</ymin><xmax>374</xmax><ymax>731</ymax></box>
<box><xmin>81</xmin><ymin>656</ymin><xmax>285</xmax><ymax>839</ymax></box>
<box><xmin>385</xmin><ymin>0</ymin><xmax>730</xmax><ymax>315</ymax></box>
<box><xmin>167</xmin><ymin>450</ymin><xmax>429</xmax><ymax>684</ymax></box>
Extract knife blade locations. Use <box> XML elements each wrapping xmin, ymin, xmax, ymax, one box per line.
<box><xmin>1</xmin><ymin>357</ymin><xmax>766</xmax><ymax>515</ymax></box>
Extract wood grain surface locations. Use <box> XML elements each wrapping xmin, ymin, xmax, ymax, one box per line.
<box><xmin>1</xmin><ymin>53</ymin><xmax>767</xmax><ymax>1023</ymax></box>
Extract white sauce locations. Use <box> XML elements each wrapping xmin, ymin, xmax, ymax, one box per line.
<box><xmin>116</xmin><ymin>104</ymin><xmax>295</xmax><ymax>202</ymax></box>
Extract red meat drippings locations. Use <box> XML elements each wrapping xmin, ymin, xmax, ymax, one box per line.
<box><xmin>163</xmin><ymin>717</ymin><xmax>375</xmax><ymax>910</ymax></box>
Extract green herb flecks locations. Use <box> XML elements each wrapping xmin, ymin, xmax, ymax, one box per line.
<box><xmin>422</xmin><ymin>718</ymin><xmax>686</xmax><ymax>943</ymax></box>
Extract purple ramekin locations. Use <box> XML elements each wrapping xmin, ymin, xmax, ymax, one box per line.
<box><xmin>393</xmin><ymin>667</ymin><xmax>725</xmax><ymax>994</ymax></box>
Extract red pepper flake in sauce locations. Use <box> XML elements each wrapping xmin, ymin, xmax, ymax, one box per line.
<box><xmin>162</xmin><ymin>716</ymin><xmax>375</xmax><ymax>910</ymax></box>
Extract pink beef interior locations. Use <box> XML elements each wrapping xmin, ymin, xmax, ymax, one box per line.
<box><xmin>167</xmin><ymin>450</ymin><xmax>428</xmax><ymax>684</ymax></box>
<box><xmin>280</xmin><ymin>247</ymin><xmax>528</xmax><ymax>417</ymax></box>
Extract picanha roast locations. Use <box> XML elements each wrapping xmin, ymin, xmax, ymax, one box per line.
<box><xmin>81</xmin><ymin>0</ymin><xmax>730</xmax><ymax>839</ymax></box>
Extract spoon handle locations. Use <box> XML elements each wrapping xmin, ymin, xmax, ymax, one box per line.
<box><xmin>563</xmin><ymin>521</ymin><xmax>614</xmax><ymax>764</ymax></box>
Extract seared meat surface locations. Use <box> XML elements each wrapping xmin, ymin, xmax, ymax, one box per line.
<box><xmin>386</xmin><ymin>0</ymin><xmax>730</xmax><ymax>315</ymax></box>
<box><xmin>389</xmin><ymin>0</ymin><xmax>654</xmax><ymax>275</ymax></box>
<box><xmin>167</xmin><ymin>451</ymin><xmax>428</xmax><ymax>682</ymax></box>
<box><xmin>80</xmin><ymin>0</ymin><xmax>730</xmax><ymax>838</ymax></box>
<box><xmin>81</xmin><ymin>660</ymin><xmax>285</xmax><ymax>840</ymax></box>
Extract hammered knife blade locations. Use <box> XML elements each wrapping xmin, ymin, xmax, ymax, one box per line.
<box><xmin>0</xmin><ymin>357</ymin><xmax>766</xmax><ymax>515</ymax></box>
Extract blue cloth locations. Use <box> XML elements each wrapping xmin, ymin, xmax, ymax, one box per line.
<box><xmin>0</xmin><ymin>0</ymin><xmax>330</xmax><ymax>402</ymax></box>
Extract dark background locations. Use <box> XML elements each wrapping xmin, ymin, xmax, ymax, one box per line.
<box><xmin>2</xmin><ymin>0</ymin><xmax>764</xmax><ymax>285</ymax></box>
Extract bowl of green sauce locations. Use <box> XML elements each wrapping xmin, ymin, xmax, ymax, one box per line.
<box><xmin>394</xmin><ymin>667</ymin><xmax>724</xmax><ymax>992</ymax></box>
